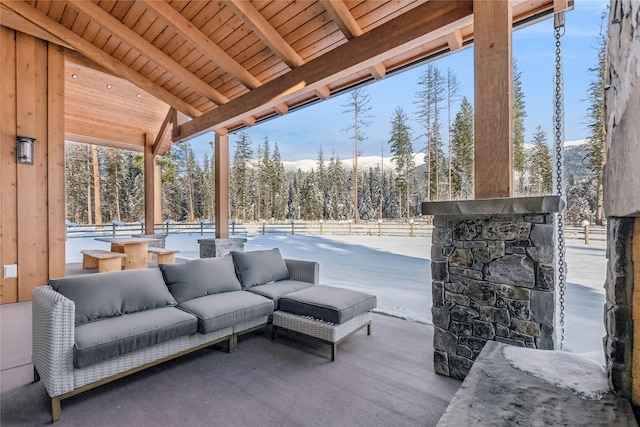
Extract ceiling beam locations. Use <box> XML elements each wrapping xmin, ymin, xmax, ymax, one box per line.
<box><xmin>68</xmin><ymin>0</ymin><xmax>229</xmax><ymax>105</ymax></box>
<box><xmin>274</xmin><ymin>103</ymin><xmax>289</xmax><ymax>115</ymax></box>
<box><xmin>241</xmin><ymin>116</ymin><xmax>256</xmax><ymax>127</ymax></box>
<box><xmin>369</xmin><ymin>62</ymin><xmax>386</xmax><ymax>80</ymax></box>
<box><xmin>140</xmin><ymin>0</ymin><xmax>261</xmax><ymax>90</ymax></box>
<box><xmin>0</xmin><ymin>4</ymin><xmax>69</xmax><ymax>48</ymax></box>
<box><xmin>3</xmin><ymin>0</ymin><xmax>201</xmax><ymax>118</ymax></box>
<box><xmin>314</xmin><ymin>85</ymin><xmax>331</xmax><ymax>100</ymax></box>
<box><xmin>226</xmin><ymin>0</ymin><xmax>305</xmax><ymax>68</ymax></box>
<box><xmin>446</xmin><ymin>29</ymin><xmax>464</xmax><ymax>52</ymax></box>
<box><xmin>153</xmin><ymin>108</ymin><xmax>174</xmax><ymax>156</ymax></box>
<box><xmin>175</xmin><ymin>1</ymin><xmax>474</xmax><ymax>141</ymax></box>
<box><xmin>319</xmin><ymin>0</ymin><xmax>362</xmax><ymax>40</ymax></box>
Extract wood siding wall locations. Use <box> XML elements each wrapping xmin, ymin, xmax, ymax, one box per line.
<box><xmin>0</xmin><ymin>27</ymin><xmax>65</xmax><ymax>304</ymax></box>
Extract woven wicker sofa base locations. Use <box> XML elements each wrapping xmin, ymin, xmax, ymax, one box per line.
<box><xmin>272</xmin><ymin>310</ymin><xmax>372</xmax><ymax>361</ymax></box>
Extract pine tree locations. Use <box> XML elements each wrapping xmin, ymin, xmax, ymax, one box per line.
<box><xmin>446</xmin><ymin>68</ymin><xmax>461</xmax><ymax>199</ymax></box>
<box><xmin>416</xmin><ymin>63</ymin><xmax>446</xmax><ymax>201</ymax></box>
<box><xmin>585</xmin><ymin>12</ymin><xmax>607</xmax><ymax>225</ymax></box>
<box><xmin>388</xmin><ymin>106</ymin><xmax>414</xmax><ymax>221</ymax></box>
<box><xmin>271</xmin><ymin>143</ymin><xmax>286</xmax><ymax>220</ymax></box>
<box><xmin>102</xmin><ymin>148</ymin><xmax>126</xmax><ymax>222</ymax></box>
<box><xmin>230</xmin><ymin>132</ymin><xmax>253</xmax><ymax>221</ymax></box>
<box><xmin>342</xmin><ymin>88</ymin><xmax>372</xmax><ymax>223</ymax></box>
<box><xmin>528</xmin><ymin>125</ymin><xmax>553</xmax><ymax>195</ymax></box>
<box><xmin>513</xmin><ymin>59</ymin><xmax>527</xmax><ymax>194</ymax></box>
<box><xmin>65</xmin><ymin>143</ymin><xmax>93</xmax><ymax>224</ymax></box>
<box><xmin>450</xmin><ymin>97</ymin><xmax>474</xmax><ymax>199</ymax></box>
<box><xmin>317</xmin><ymin>147</ymin><xmax>329</xmax><ymax>219</ymax></box>
<box><xmin>327</xmin><ymin>153</ymin><xmax>349</xmax><ymax>220</ymax></box>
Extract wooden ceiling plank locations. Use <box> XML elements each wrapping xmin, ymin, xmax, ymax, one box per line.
<box><xmin>175</xmin><ymin>0</ymin><xmax>473</xmax><ymax>140</ymax></box>
<box><xmin>67</xmin><ymin>0</ymin><xmax>228</xmax><ymax>106</ymax></box>
<box><xmin>140</xmin><ymin>0</ymin><xmax>262</xmax><ymax>90</ymax></box>
<box><xmin>319</xmin><ymin>0</ymin><xmax>362</xmax><ymax>40</ymax></box>
<box><xmin>226</xmin><ymin>0</ymin><xmax>305</xmax><ymax>68</ymax></box>
<box><xmin>0</xmin><ymin>4</ymin><xmax>69</xmax><ymax>48</ymax></box>
<box><xmin>3</xmin><ymin>0</ymin><xmax>201</xmax><ymax>118</ymax></box>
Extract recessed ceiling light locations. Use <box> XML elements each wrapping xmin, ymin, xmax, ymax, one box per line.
<box><xmin>106</xmin><ymin>84</ymin><xmax>112</xmax><ymax>89</ymax></box>
<box><xmin>136</xmin><ymin>93</ymin><xmax>141</xmax><ymax>98</ymax></box>
<box><xmin>71</xmin><ymin>74</ymin><xmax>78</xmax><ymax>79</ymax></box>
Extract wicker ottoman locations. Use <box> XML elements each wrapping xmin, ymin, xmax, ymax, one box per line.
<box><xmin>272</xmin><ymin>285</ymin><xmax>377</xmax><ymax>361</ymax></box>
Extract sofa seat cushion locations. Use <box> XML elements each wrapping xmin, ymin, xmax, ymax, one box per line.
<box><xmin>50</xmin><ymin>269</ymin><xmax>177</xmax><ymax>325</ymax></box>
<box><xmin>74</xmin><ymin>307</ymin><xmax>198</xmax><ymax>369</ymax></box>
<box><xmin>231</xmin><ymin>248</ymin><xmax>290</xmax><ymax>289</ymax></box>
<box><xmin>247</xmin><ymin>280</ymin><xmax>315</xmax><ymax>309</ymax></box>
<box><xmin>160</xmin><ymin>256</ymin><xmax>242</xmax><ymax>303</ymax></box>
<box><xmin>177</xmin><ymin>291</ymin><xmax>274</xmax><ymax>334</ymax></box>
<box><xmin>278</xmin><ymin>286</ymin><xmax>377</xmax><ymax>324</ymax></box>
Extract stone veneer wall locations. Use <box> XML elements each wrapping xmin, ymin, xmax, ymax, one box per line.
<box><xmin>603</xmin><ymin>218</ymin><xmax>634</xmax><ymax>397</ymax></box>
<box><xmin>199</xmin><ymin>238</ymin><xmax>247</xmax><ymax>258</ymax></box>
<box><xmin>423</xmin><ymin>197</ymin><xmax>561</xmax><ymax>380</ymax></box>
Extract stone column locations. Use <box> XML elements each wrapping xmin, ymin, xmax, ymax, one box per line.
<box><xmin>199</xmin><ymin>238</ymin><xmax>247</xmax><ymax>258</ymax></box>
<box><xmin>422</xmin><ymin>196</ymin><xmax>562</xmax><ymax>380</ymax></box>
<box><xmin>603</xmin><ymin>0</ymin><xmax>640</xmax><ymax>402</ymax></box>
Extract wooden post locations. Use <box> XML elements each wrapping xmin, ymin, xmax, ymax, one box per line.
<box><xmin>214</xmin><ymin>132</ymin><xmax>229</xmax><ymax>238</ymax></box>
<box><xmin>633</xmin><ymin>217</ymin><xmax>640</xmax><ymax>405</ymax></box>
<box><xmin>473</xmin><ymin>0</ymin><xmax>513</xmax><ymax>198</ymax></box>
<box><xmin>144</xmin><ymin>132</ymin><xmax>155</xmax><ymax>235</ymax></box>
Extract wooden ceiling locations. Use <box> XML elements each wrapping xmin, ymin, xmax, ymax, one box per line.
<box><xmin>0</xmin><ymin>0</ymin><xmax>563</xmax><ymax>154</ymax></box>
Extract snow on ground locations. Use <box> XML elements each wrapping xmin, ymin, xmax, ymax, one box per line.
<box><xmin>503</xmin><ymin>346</ymin><xmax>609</xmax><ymax>399</ymax></box>
<box><xmin>66</xmin><ymin>232</ymin><xmax>606</xmax><ymax>363</ymax></box>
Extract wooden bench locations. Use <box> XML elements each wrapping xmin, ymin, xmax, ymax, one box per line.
<box><xmin>81</xmin><ymin>250</ymin><xmax>127</xmax><ymax>273</ymax></box>
<box><xmin>148</xmin><ymin>247</ymin><xmax>180</xmax><ymax>265</ymax></box>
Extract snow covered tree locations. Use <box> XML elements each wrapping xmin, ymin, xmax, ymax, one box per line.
<box><xmin>388</xmin><ymin>106</ymin><xmax>414</xmax><ymax>220</ymax></box>
<box><xmin>450</xmin><ymin>97</ymin><xmax>474</xmax><ymax>199</ymax></box>
<box><xmin>585</xmin><ymin>12</ymin><xmax>607</xmax><ymax>225</ymax></box>
<box><xmin>416</xmin><ymin>63</ymin><xmax>446</xmax><ymax>201</ymax></box>
<box><xmin>271</xmin><ymin>143</ymin><xmax>287</xmax><ymax>220</ymax></box>
<box><xmin>528</xmin><ymin>125</ymin><xmax>553</xmax><ymax>195</ymax></box>
<box><xmin>342</xmin><ymin>88</ymin><xmax>372</xmax><ymax>223</ymax></box>
<box><xmin>230</xmin><ymin>132</ymin><xmax>253</xmax><ymax>221</ymax></box>
<box><xmin>446</xmin><ymin>68</ymin><xmax>461</xmax><ymax>199</ymax></box>
<box><xmin>513</xmin><ymin>59</ymin><xmax>527</xmax><ymax>195</ymax></box>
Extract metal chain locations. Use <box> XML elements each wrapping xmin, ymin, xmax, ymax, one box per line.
<box><xmin>553</xmin><ymin>15</ymin><xmax>567</xmax><ymax>349</ymax></box>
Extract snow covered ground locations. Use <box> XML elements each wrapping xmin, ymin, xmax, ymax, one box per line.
<box><xmin>66</xmin><ymin>232</ymin><xmax>606</xmax><ymax>363</ymax></box>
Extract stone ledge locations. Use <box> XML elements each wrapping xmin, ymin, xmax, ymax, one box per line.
<box><xmin>437</xmin><ymin>341</ymin><xmax>637</xmax><ymax>427</ymax></box>
<box><xmin>422</xmin><ymin>196</ymin><xmax>563</xmax><ymax>216</ymax></box>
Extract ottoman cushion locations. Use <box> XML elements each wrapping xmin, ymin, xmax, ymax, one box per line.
<box><xmin>279</xmin><ymin>285</ymin><xmax>376</xmax><ymax>324</ymax></box>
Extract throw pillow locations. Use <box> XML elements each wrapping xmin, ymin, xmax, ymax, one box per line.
<box><xmin>231</xmin><ymin>248</ymin><xmax>290</xmax><ymax>289</ymax></box>
<box><xmin>50</xmin><ymin>269</ymin><xmax>177</xmax><ymax>325</ymax></box>
<box><xmin>160</xmin><ymin>256</ymin><xmax>242</xmax><ymax>303</ymax></box>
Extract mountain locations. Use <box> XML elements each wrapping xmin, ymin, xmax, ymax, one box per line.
<box><xmin>282</xmin><ymin>153</ymin><xmax>425</xmax><ymax>173</ymax></box>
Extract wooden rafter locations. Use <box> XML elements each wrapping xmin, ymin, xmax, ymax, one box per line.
<box><xmin>446</xmin><ymin>29</ymin><xmax>464</xmax><ymax>52</ymax></box>
<box><xmin>314</xmin><ymin>85</ymin><xmax>331</xmax><ymax>100</ymax></box>
<box><xmin>370</xmin><ymin>62</ymin><xmax>386</xmax><ymax>80</ymax></box>
<box><xmin>319</xmin><ymin>0</ymin><xmax>362</xmax><ymax>40</ymax></box>
<box><xmin>153</xmin><ymin>108</ymin><xmax>174</xmax><ymax>156</ymax></box>
<box><xmin>274</xmin><ymin>103</ymin><xmax>289</xmax><ymax>115</ymax></box>
<box><xmin>175</xmin><ymin>0</ymin><xmax>474</xmax><ymax>141</ymax></box>
<box><xmin>140</xmin><ymin>0</ymin><xmax>261</xmax><ymax>91</ymax></box>
<box><xmin>241</xmin><ymin>116</ymin><xmax>256</xmax><ymax>127</ymax></box>
<box><xmin>67</xmin><ymin>0</ymin><xmax>228</xmax><ymax>106</ymax></box>
<box><xmin>226</xmin><ymin>0</ymin><xmax>305</xmax><ymax>68</ymax></box>
<box><xmin>0</xmin><ymin>4</ymin><xmax>69</xmax><ymax>48</ymax></box>
<box><xmin>3</xmin><ymin>0</ymin><xmax>202</xmax><ymax>118</ymax></box>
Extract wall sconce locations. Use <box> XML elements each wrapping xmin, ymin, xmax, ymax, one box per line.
<box><xmin>16</xmin><ymin>136</ymin><xmax>35</xmax><ymax>165</ymax></box>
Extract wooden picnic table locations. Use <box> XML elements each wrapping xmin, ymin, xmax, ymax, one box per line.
<box><xmin>95</xmin><ymin>237</ymin><xmax>162</xmax><ymax>270</ymax></box>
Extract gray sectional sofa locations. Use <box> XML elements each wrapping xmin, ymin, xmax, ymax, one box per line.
<box><xmin>32</xmin><ymin>248</ymin><xmax>318</xmax><ymax>422</ymax></box>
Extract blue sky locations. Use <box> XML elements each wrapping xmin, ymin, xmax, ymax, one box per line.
<box><xmin>188</xmin><ymin>0</ymin><xmax>609</xmax><ymax>161</ymax></box>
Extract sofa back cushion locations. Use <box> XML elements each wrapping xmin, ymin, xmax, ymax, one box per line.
<box><xmin>159</xmin><ymin>256</ymin><xmax>242</xmax><ymax>303</ymax></box>
<box><xmin>49</xmin><ymin>269</ymin><xmax>177</xmax><ymax>325</ymax></box>
<box><xmin>231</xmin><ymin>248</ymin><xmax>290</xmax><ymax>289</ymax></box>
